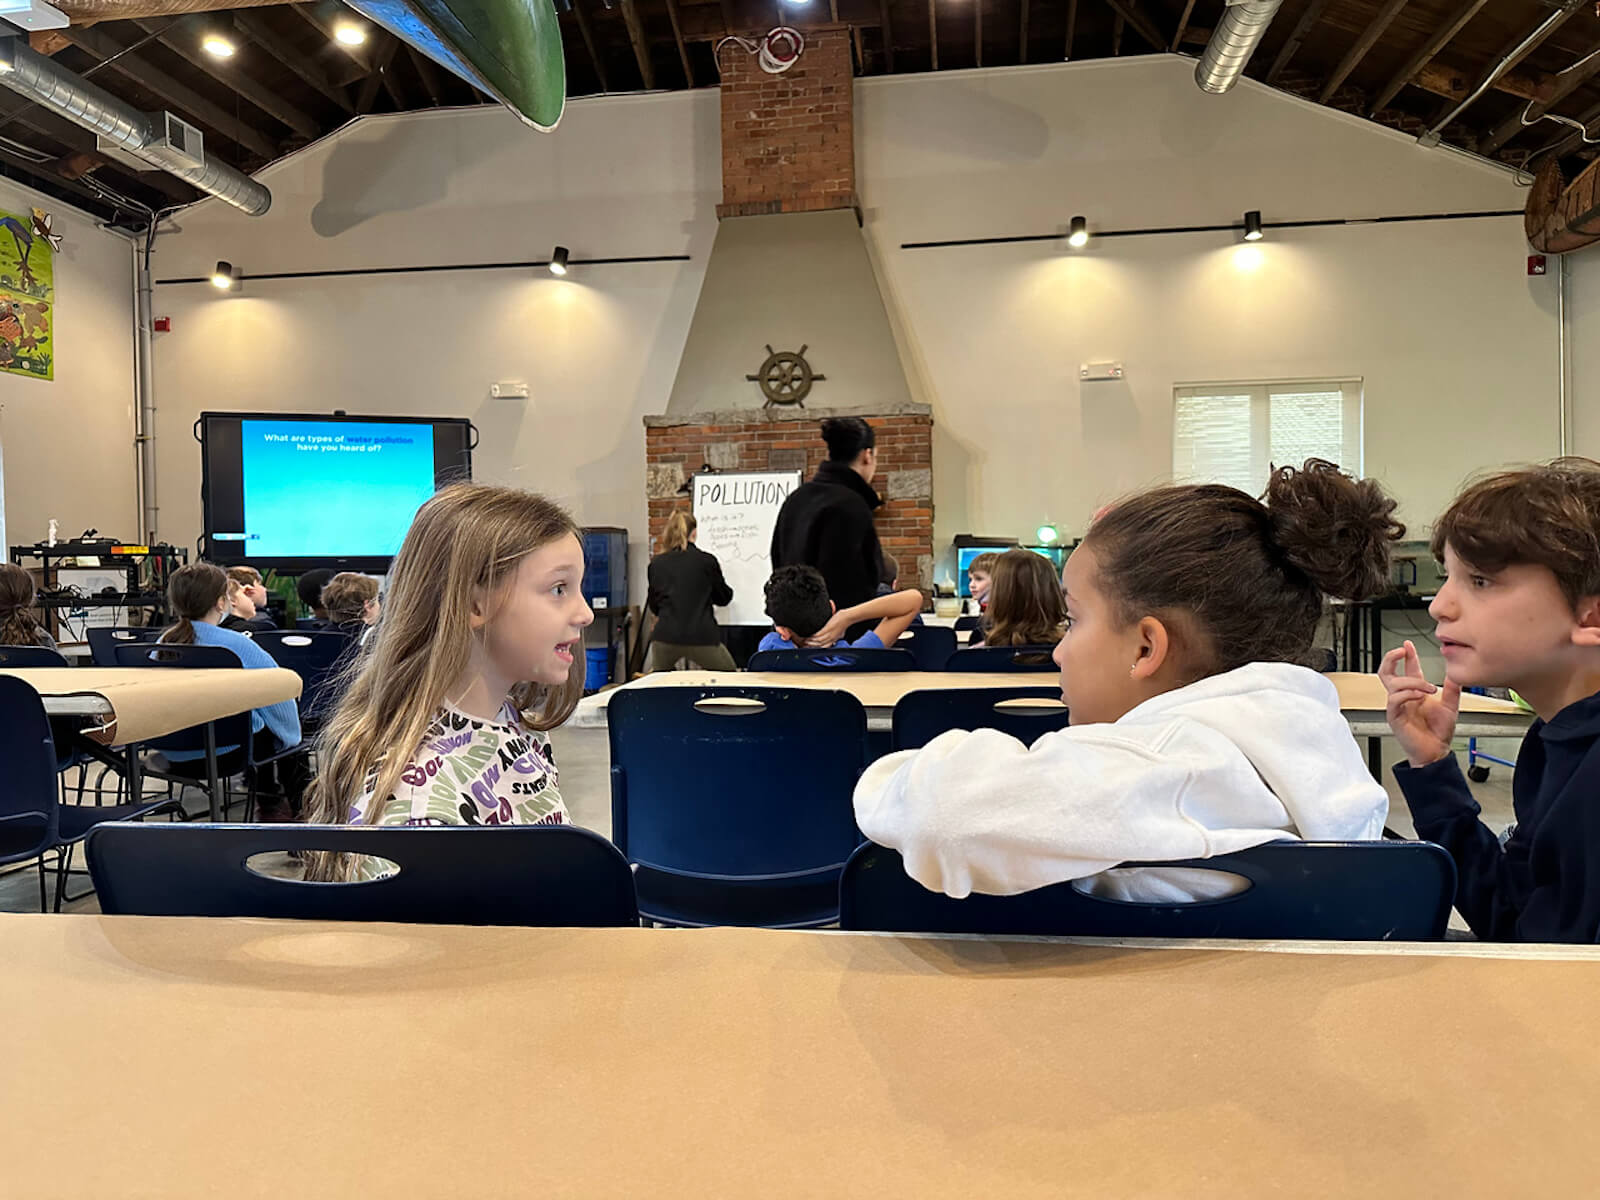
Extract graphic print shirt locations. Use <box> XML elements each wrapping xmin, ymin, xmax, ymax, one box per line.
<box><xmin>352</xmin><ymin>701</ymin><xmax>568</xmax><ymax>829</ymax></box>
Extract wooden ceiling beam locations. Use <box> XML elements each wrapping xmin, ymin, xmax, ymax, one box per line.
<box><xmin>1369</xmin><ymin>0</ymin><xmax>1489</xmax><ymax>113</ymax></box>
<box><xmin>28</xmin><ymin>30</ymin><xmax>71</xmax><ymax>57</ymax></box>
<box><xmin>1102</xmin><ymin>0</ymin><xmax>1162</xmax><ymax>52</ymax></box>
<box><xmin>296</xmin><ymin>4</ymin><xmax>374</xmax><ymax>73</ymax></box>
<box><xmin>1318</xmin><ymin>0</ymin><xmax>1410</xmax><ymax>103</ymax></box>
<box><xmin>1018</xmin><ymin>0</ymin><xmax>1028</xmax><ymax>64</ymax></box>
<box><xmin>1264</xmin><ymin>0</ymin><xmax>1332</xmax><ymax>86</ymax></box>
<box><xmin>1064</xmin><ymin>0</ymin><xmax>1077</xmax><ymax>61</ymax></box>
<box><xmin>1170</xmin><ymin>0</ymin><xmax>1196</xmax><ymax>53</ymax></box>
<box><xmin>132</xmin><ymin>15</ymin><xmax>323</xmax><ymax>141</ymax></box>
<box><xmin>571</xmin><ymin>0</ymin><xmax>611</xmax><ymax>91</ymax></box>
<box><xmin>1430</xmin><ymin>7</ymin><xmax>1584</xmax><ymax>132</ymax></box>
<box><xmin>355</xmin><ymin>35</ymin><xmax>397</xmax><ymax>113</ymax></box>
<box><xmin>879</xmin><ymin>0</ymin><xmax>894</xmax><ymax>71</ymax></box>
<box><xmin>974</xmin><ymin>0</ymin><xmax>981</xmax><ymax>67</ymax></box>
<box><xmin>1480</xmin><ymin>42</ymin><xmax>1600</xmax><ymax>155</ymax></box>
<box><xmin>1532</xmin><ymin>96</ymin><xmax>1600</xmax><ymax>162</ymax></box>
<box><xmin>620</xmin><ymin>0</ymin><xmax>657</xmax><ymax>90</ymax></box>
<box><xmin>928</xmin><ymin>0</ymin><xmax>937</xmax><ymax>71</ymax></box>
<box><xmin>664</xmin><ymin>0</ymin><xmax>696</xmax><ymax>86</ymax></box>
<box><xmin>680</xmin><ymin>0</ymin><xmax>879</xmax><ymax>39</ymax></box>
<box><xmin>58</xmin><ymin>25</ymin><xmax>280</xmax><ymax>159</ymax></box>
<box><xmin>1414</xmin><ymin>59</ymin><xmax>1546</xmax><ymax>103</ymax></box>
<box><xmin>407</xmin><ymin>45</ymin><xmax>443</xmax><ymax>106</ymax></box>
<box><xmin>233</xmin><ymin>12</ymin><xmax>356</xmax><ymax>114</ymax></box>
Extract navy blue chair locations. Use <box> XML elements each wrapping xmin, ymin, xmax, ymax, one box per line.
<box><xmin>0</xmin><ymin>644</ymin><xmax>69</xmax><ymax>667</ymax></box>
<box><xmin>87</xmin><ymin>625</ymin><xmax>163</xmax><ymax>667</ymax></box>
<box><xmin>838</xmin><ymin>841</ymin><xmax>1456</xmax><ymax>941</ymax></box>
<box><xmin>251</xmin><ymin>629</ymin><xmax>357</xmax><ymax>731</ymax></box>
<box><xmin>954</xmin><ymin>615</ymin><xmax>983</xmax><ymax>633</ymax></box>
<box><xmin>0</xmin><ymin>676</ymin><xmax>183</xmax><ymax>911</ymax></box>
<box><xmin>892</xmin><ymin>686</ymin><xmax>1070</xmax><ymax>751</ymax></box>
<box><xmin>111</xmin><ymin>642</ymin><xmax>301</xmax><ymax>822</ymax></box>
<box><xmin>86</xmin><ymin>824</ymin><xmax>639</xmax><ymax>926</ymax></box>
<box><xmin>294</xmin><ymin>616</ymin><xmax>322</xmax><ymax>631</ymax></box>
<box><xmin>608</xmin><ymin>686</ymin><xmax>867</xmax><ymax>927</ymax></box>
<box><xmin>747</xmin><ymin>647</ymin><xmax>917</xmax><ymax>672</ymax></box>
<box><xmin>944</xmin><ymin>645</ymin><xmax>1059</xmax><ymax>672</ymax></box>
<box><xmin>893</xmin><ymin>625</ymin><xmax>958</xmax><ymax>671</ymax></box>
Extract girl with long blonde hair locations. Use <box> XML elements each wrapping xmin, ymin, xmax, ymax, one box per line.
<box><xmin>645</xmin><ymin>507</ymin><xmax>736</xmax><ymax>671</ymax></box>
<box><xmin>304</xmin><ymin>484</ymin><xmax>593</xmax><ymax>880</ymax></box>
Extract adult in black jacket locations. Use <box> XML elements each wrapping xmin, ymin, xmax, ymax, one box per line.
<box><xmin>770</xmin><ymin>417</ymin><xmax>884</xmax><ymax>637</ymax></box>
<box><xmin>647</xmin><ymin>511</ymin><xmax>736</xmax><ymax>671</ymax></box>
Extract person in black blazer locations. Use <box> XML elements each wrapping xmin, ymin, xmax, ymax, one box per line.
<box><xmin>647</xmin><ymin>511</ymin><xmax>736</xmax><ymax>671</ymax></box>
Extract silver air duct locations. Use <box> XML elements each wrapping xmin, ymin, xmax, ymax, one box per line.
<box><xmin>1195</xmin><ymin>0</ymin><xmax>1284</xmax><ymax>95</ymax></box>
<box><xmin>0</xmin><ymin>35</ymin><xmax>270</xmax><ymax>214</ymax></box>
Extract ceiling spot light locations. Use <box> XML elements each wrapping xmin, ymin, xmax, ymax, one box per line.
<box><xmin>334</xmin><ymin>21</ymin><xmax>368</xmax><ymax>46</ymax></box>
<box><xmin>202</xmin><ymin>34</ymin><xmax>236</xmax><ymax>59</ymax></box>
<box><xmin>1243</xmin><ymin>210</ymin><xmax>1264</xmax><ymax>242</ymax></box>
<box><xmin>549</xmin><ymin>245</ymin><xmax>570</xmax><ymax>276</ymax></box>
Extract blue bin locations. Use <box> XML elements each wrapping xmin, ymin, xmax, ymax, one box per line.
<box><xmin>585</xmin><ymin>646</ymin><xmax>611</xmax><ymax>691</ymax></box>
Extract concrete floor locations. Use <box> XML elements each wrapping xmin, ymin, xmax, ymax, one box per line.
<box><xmin>0</xmin><ymin>727</ymin><xmax>1519</xmax><ymax>924</ymax></box>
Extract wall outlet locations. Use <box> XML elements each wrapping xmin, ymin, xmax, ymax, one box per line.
<box><xmin>490</xmin><ymin>381</ymin><xmax>530</xmax><ymax>399</ymax></box>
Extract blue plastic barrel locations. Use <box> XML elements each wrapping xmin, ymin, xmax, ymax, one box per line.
<box><xmin>584</xmin><ymin>646</ymin><xmax>611</xmax><ymax>690</ymax></box>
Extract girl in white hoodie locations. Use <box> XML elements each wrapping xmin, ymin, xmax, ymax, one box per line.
<box><xmin>854</xmin><ymin>459</ymin><xmax>1405</xmax><ymax>902</ymax></box>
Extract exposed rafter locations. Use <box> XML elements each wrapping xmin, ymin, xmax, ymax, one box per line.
<box><xmin>1481</xmin><ymin>43</ymin><xmax>1600</xmax><ymax>155</ymax></box>
<box><xmin>1369</xmin><ymin>0</ymin><xmax>1491</xmax><ymax>114</ymax></box>
<box><xmin>621</xmin><ymin>0</ymin><xmax>657</xmax><ymax>90</ymax></box>
<box><xmin>1265</xmin><ymin>0</ymin><xmax>1333</xmax><ymax>86</ymax></box>
<box><xmin>1318</xmin><ymin>0</ymin><xmax>1410</xmax><ymax>104</ymax></box>
<box><xmin>233</xmin><ymin>12</ymin><xmax>355</xmax><ymax>115</ymax></box>
<box><xmin>59</xmin><ymin>23</ymin><xmax>279</xmax><ymax>159</ymax></box>
<box><xmin>355</xmin><ymin>34</ymin><xmax>398</xmax><ymax>114</ymax></box>
<box><xmin>570</xmin><ymin>0</ymin><xmax>611</xmax><ymax>92</ymax></box>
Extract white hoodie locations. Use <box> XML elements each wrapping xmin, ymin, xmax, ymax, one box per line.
<box><xmin>852</xmin><ymin>662</ymin><xmax>1389</xmax><ymax>902</ymax></box>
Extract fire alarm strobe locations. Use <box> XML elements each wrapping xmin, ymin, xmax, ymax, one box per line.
<box><xmin>748</xmin><ymin>343</ymin><xmax>826</xmax><ymax>408</ymax></box>
<box><xmin>1080</xmin><ymin>361</ymin><xmax>1124</xmax><ymax>381</ymax></box>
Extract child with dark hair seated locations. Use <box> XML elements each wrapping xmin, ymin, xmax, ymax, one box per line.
<box><xmin>760</xmin><ymin>565</ymin><xmax>922</xmax><ymax>653</ymax></box>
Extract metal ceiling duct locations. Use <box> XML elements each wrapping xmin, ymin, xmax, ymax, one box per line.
<box><xmin>0</xmin><ymin>36</ymin><xmax>270</xmax><ymax>214</ymax></box>
<box><xmin>1195</xmin><ymin>0</ymin><xmax>1284</xmax><ymax>95</ymax></box>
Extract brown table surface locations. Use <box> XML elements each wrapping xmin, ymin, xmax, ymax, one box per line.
<box><xmin>573</xmin><ymin>670</ymin><xmax>1528</xmax><ymax>738</ymax></box>
<box><xmin>6</xmin><ymin>917</ymin><xmax>1595</xmax><ymax>1197</ymax></box>
<box><xmin>0</xmin><ymin>666</ymin><xmax>302</xmax><ymax>744</ymax></box>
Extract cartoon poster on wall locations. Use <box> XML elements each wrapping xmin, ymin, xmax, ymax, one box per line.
<box><xmin>0</xmin><ymin>207</ymin><xmax>57</xmax><ymax>381</ymax></box>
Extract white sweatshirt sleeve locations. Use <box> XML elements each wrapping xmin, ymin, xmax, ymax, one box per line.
<box><xmin>852</xmin><ymin>723</ymin><xmax>1287</xmax><ymax>898</ymax></box>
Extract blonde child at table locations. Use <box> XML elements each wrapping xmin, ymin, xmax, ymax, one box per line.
<box><xmin>966</xmin><ymin>549</ymin><xmax>1066</xmax><ymax>650</ymax></box>
<box><xmin>303</xmin><ymin>484</ymin><xmax>594</xmax><ymax>881</ymax></box>
<box><xmin>855</xmin><ymin>460</ymin><xmax>1402</xmax><ymax>903</ymax></box>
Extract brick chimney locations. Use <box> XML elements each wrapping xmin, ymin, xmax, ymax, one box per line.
<box><xmin>716</xmin><ymin>28</ymin><xmax>856</xmax><ymax>219</ymax></box>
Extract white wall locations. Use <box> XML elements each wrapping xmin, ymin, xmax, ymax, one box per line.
<box><xmin>150</xmin><ymin>55</ymin><xmax>1559</xmax><ymax>595</ymax></box>
<box><xmin>153</xmin><ymin>92</ymin><xmax>719</xmax><ymax>593</ymax></box>
<box><xmin>0</xmin><ymin>176</ymin><xmax>138</xmax><ymax>550</ymax></box>
<box><xmin>856</xmin><ymin>57</ymin><xmax>1556</xmax><ymax>553</ymax></box>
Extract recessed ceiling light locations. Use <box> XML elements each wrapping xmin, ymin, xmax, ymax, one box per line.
<box><xmin>202</xmin><ymin>34</ymin><xmax>236</xmax><ymax>59</ymax></box>
<box><xmin>334</xmin><ymin>21</ymin><xmax>368</xmax><ymax>46</ymax></box>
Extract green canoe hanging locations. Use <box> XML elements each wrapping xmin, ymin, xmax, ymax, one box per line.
<box><xmin>346</xmin><ymin>0</ymin><xmax>566</xmax><ymax>131</ymax></box>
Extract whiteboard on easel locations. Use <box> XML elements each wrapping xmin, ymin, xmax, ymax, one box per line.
<box><xmin>693</xmin><ymin>470</ymin><xmax>801</xmax><ymax>627</ymax></box>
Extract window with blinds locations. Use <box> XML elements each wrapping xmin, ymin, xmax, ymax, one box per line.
<box><xmin>1172</xmin><ymin>380</ymin><xmax>1362</xmax><ymax>495</ymax></box>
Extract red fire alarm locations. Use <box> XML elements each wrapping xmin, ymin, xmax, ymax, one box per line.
<box><xmin>153</xmin><ymin>317</ymin><xmax>171</xmax><ymax>332</ymax></box>
<box><xmin>1528</xmin><ymin>255</ymin><xmax>1548</xmax><ymax>276</ymax></box>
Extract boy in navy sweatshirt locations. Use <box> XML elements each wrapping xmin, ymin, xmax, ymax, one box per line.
<box><xmin>1381</xmin><ymin>459</ymin><xmax>1600</xmax><ymax>942</ymax></box>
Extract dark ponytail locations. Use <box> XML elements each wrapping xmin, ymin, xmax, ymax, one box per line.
<box><xmin>161</xmin><ymin>562</ymin><xmax>229</xmax><ymax>645</ymax></box>
<box><xmin>821</xmin><ymin>416</ymin><xmax>874</xmax><ymax>463</ymax></box>
<box><xmin>1086</xmin><ymin>459</ymin><xmax>1404</xmax><ymax>676</ymax></box>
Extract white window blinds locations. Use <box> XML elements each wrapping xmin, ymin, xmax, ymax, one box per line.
<box><xmin>1173</xmin><ymin>380</ymin><xmax>1362</xmax><ymax>495</ymax></box>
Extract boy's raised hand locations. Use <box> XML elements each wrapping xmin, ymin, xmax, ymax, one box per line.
<box><xmin>800</xmin><ymin>608</ymin><xmax>854</xmax><ymax>649</ymax></box>
<box><xmin>1378</xmin><ymin>639</ymin><xmax>1461</xmax><ymax>768</ymax></box>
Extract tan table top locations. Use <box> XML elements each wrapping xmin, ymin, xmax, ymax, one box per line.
<box><xmin>0</xmin><ymin>666</ymin><xmax>302</xmax><ymax>745</ymax></box>
<box><xmin>4</xmin><ymin>916</ymin><xmax>1596</xmax><ymax>1197</ymax></box>
<box><xmin>574</xmin><ymin>670</ymin><xmax>1528</xmax><ymax>738</ymax></box>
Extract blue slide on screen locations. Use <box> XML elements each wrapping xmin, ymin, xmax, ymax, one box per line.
<box><xmin>239</xmin><ymin>419</ymin><xmax>436</xmax><ymax>558</ymax></box>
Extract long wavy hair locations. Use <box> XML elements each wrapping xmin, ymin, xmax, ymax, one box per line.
<box><xmin>0</xmin><ymin>563</ymin><xmax>45</xmax><ymax>646</ymax></box>
<box><xmin>303</xmin><ymin>484</ymin><xmax>586</xmax><ymax>879</ymax></box>
<box><xmin>982</xmin><ymin>549</ymin><xmax>1068</xmax><ymax>647</ymax></box>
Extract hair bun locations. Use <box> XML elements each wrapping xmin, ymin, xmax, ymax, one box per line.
<box><xmin>1265</xmin><ymin>459</ymin><xmax>1405</xmax><ymax>600</ymax></box>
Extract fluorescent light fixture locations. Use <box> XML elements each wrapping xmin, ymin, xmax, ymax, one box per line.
<box><xmin>211</xmin><ymin>260</ymin><xmax>236</xmax><ymax>291</ymax></box>
<box><xmin>334</xmin><ymin>21</ymin><xmax>368</xmax><ymax>46</ymax></box>
<box><xmin>549</xmin><ymin>245</ymin><xmax>570</xmax><ymax>276</ymax></box>
<box><xmin>1067</xmin><ymin>216</ymin><xmax>1088</xmax><ymax>248</ymax></box>
<box><xmin>1243</xmin><ymin>210</ymin><xmax>1264</xmax><ymax>241</ymax></box>
<box><xmin>202</xmin><ymin>34</ymin><xmax>236</xmax><ymax>59</ymax></box>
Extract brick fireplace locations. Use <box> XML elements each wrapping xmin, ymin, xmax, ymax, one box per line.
<box><xmin>645</xmin><ymin>403</ymin><xmax>934</xmax><ymax>597</ymax></box>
